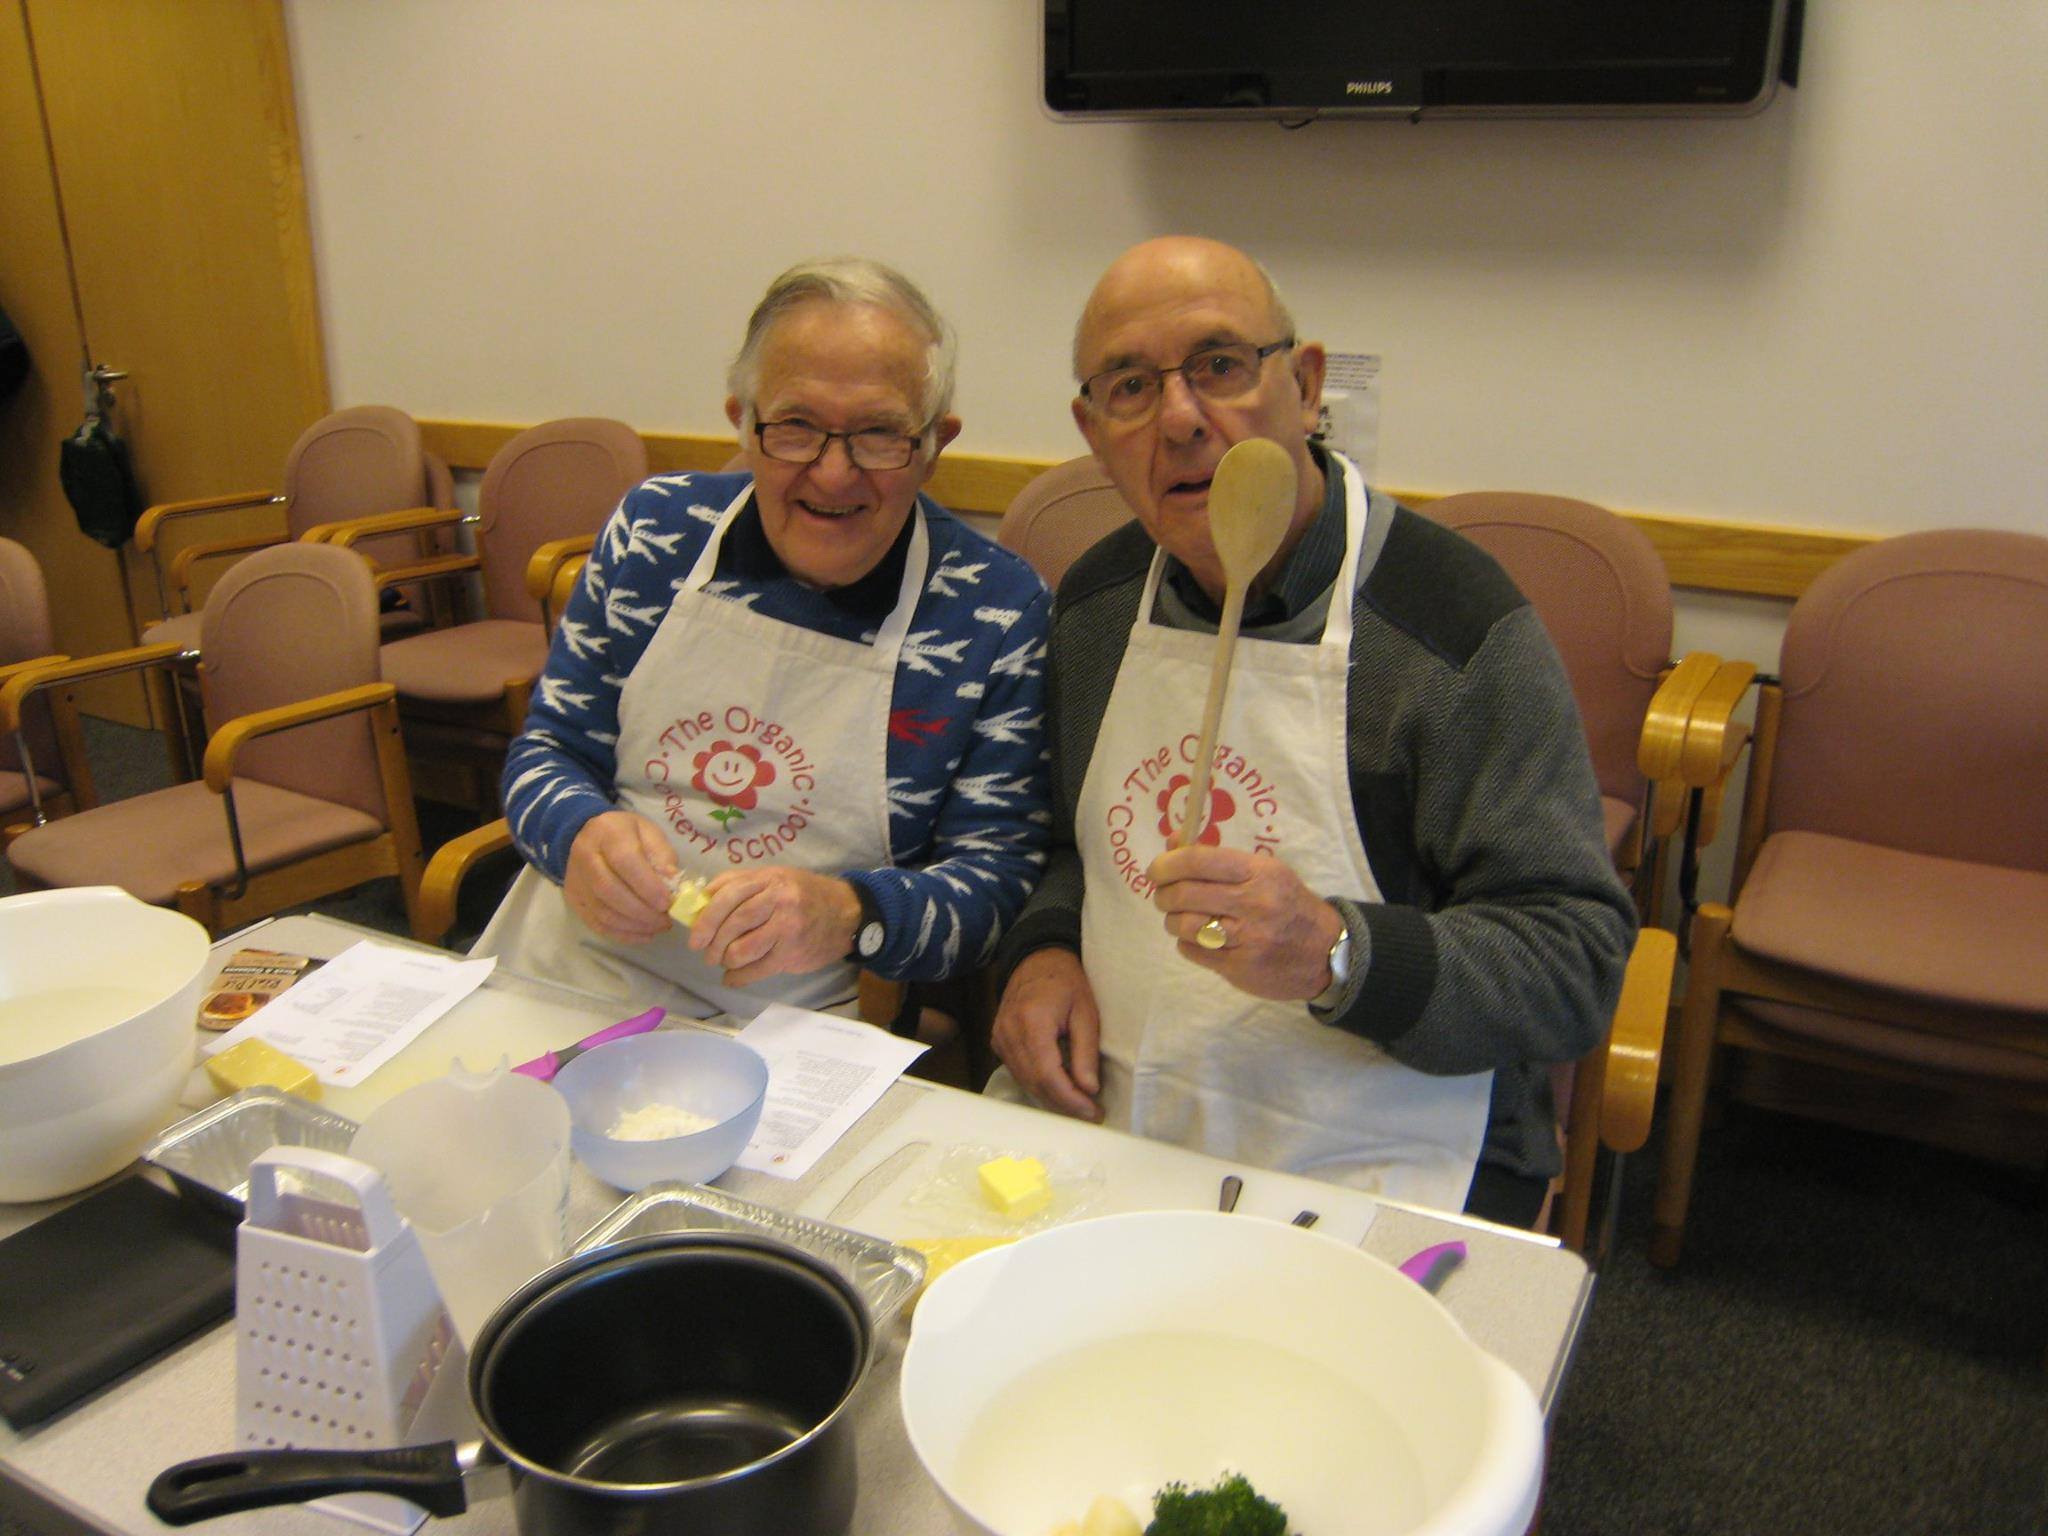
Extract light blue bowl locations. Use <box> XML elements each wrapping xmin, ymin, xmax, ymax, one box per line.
<box><xmin>552</xmin><ymin>1030</ymin><xmax>770</xmax><ymax>1191</ymax></box>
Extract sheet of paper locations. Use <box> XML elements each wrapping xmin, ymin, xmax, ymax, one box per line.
<box><xmin>733</xmin><ymin>1004</ymin><xmax>927</xmax><ymax>1180</ymax></box>
<box><xmin>200</xmin><ymin>939</ymin><xmax>496</xmax><ymax>1088</ymax></box>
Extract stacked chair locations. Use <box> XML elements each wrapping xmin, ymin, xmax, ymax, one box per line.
<box><xmin>0</xmin><ymin>542</ymin><xmax>425</xmax><ymax>935</ymax></box>
<box><xmin>311</xmin><ymin>417</ymin><xmax>647</xmax><ymax>811</ymax></box>
<box><xmin>132</xmin><ymin>405</ymin><xmax>455</xmax><ymax>776</ymax></box>
<box><xmin>1649</xmin><ymin>527</ymin><xmax>2048</xmax><ymax>1271</ymax></box>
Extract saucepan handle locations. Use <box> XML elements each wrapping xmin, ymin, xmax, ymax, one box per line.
<box><xmin>147</xmin><ymin>1442</ymin><xmax>470</xmax><ymax>1525</ymax></box>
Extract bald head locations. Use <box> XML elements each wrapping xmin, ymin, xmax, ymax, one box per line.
<box><xmin>1066</xmin><ymin>235</ymin><xmax>1327</xmax><ymax>603</ymax></box>
<box><xmin>1072</xmin><ymin>237</ymin><xmax>1297</xmax><ymax>380</ymax></box>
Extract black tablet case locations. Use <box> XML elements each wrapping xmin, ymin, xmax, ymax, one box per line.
<box><xmin>0</xmin><ymin>1175</ymin><xmax>236</xmax><ymax>1429</ymax></box>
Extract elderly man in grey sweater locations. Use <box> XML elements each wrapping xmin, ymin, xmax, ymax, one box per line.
<box><xmin>988</xmin><ymin>236</ymin><xmax>1636</xmax><ymax>1226</ymax></box>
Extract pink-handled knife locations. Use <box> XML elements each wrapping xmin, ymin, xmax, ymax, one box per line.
<box><xmin>511</xmin><ymin>1005</ymin><xmax>665</xmax><ymax>1082</ymax></box>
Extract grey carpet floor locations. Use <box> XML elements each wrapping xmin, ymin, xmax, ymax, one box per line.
<box><xmin>20</xmin><ymin>719</ymin><xmax>2048</xmax><ymax>1533</ymax></box>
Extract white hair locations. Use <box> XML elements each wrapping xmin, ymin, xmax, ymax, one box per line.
<box><xmin>728</xmin><ymin>257</ymin><xmax>958</xmax><ymax>449</ymax></box>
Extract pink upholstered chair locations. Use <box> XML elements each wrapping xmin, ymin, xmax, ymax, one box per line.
<box><xmin>1650</xmin><ymin>528</ymin><xmax>2048</xmax><ymax>1269</ymax></box>
<box><xmin>0</xmin><ymin>538</ymin><xmax>83</xmax><ymax>826</ymax></box>
<box><xmin>1424</xmin><ymin>491</ymin><xmax>1710</xmax><ymax>922</ymax></box>
<box><xmin>1421</xmin><ymin>492</ymin><xmax>1723</xmax><ymax>1257</ymax></box>
<box><xmin>316</xmin><ymin>418</ymin><xmax>648</xmax><ymax>809</ymax></box>
<box><xmin>997</xmin><ymin>455</ymin><xmax>1134</xmax><ymax>588</ymax></box>
<box><xmin>0</xmin><ymin>542</ymin><xmax>426</xmax><ymax>935</ymax></box>
<box><xmin>135</xmin><ymin>405</ymin><xmax>454</xmax><ymax>646</ymax></box>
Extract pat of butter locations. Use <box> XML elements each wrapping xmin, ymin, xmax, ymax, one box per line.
<box><xmin>206</xmin><ymin>1038</ymin><xmax>320</xmax><ymax>1100</ymax></box>
<box><xmin>668</xmin><ymin>876</ymin><xmax>710</xmax><ymax>925</ymax></box>
<box><xmin>977</xmin><ymin>1154</ymin><xmax>1052</xmax><ymax>1219</ymax></box>
<box><xmin>901</xmin><ymin>1236</ymin><xmax>1016</xmax><ymax>1315</ymax></box>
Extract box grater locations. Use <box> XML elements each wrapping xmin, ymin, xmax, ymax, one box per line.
<box><xmin>236</xmin><ymin>1146</ymin><xmax>475</xmax><ymax>1533</ymax></box>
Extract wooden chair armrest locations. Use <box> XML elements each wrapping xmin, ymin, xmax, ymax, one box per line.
<box><xmin>0</xmin><ymin>654</ymin><xmax>69</xmax><ymax>688</ymax></box>
<box><xmin>135</xmin><ymin>491</ymin><xmax>283</xmax><ymax>554</ymax></box>
<box><xmin>1600</xmin><ymin>927</ymin><xmax>1676</xmax><ymax>1154</ymax></box>
<box><xmin>168</xmin><ymin>531</ymin><xmax>288</xmax><ymax>601</ymax></box>
<box><xmin>0</xmin><ymin>645</ymin><xmax>183</xmax><ymax>732</ymax></box>
<box><xmin>544</xmin><ymin>558</ymin><xmax>590</xmax><ymax>632</ymax></box>
<box><xmin>526</xmin><ymin>535</ymin><xmax>598</xmax><ymax>603</ymax></box>
<box><xmin>1637</xmin><ymin>652</ymin><xmax>1721</xmax><ymax>782</ymax></box>
<box><xmin>415</xmin><ymin>817</ymin><xmax>517</xmax><ymax>946</ymax></box>
<box><xmin>302</xmin><ymin>505</ymin><xmax>460</xmax><ymax>547</ymax></box>
<box><xmin>368</xmin><ymin>551</ymin><xmax>482</xmax><ymax>593</ymax></box>
<box><xmin>202</xmin><ymin>682</ymin><xmax>396</xmax><ymax>793</ymax></box>
<box><xmin>1678</xmin><ymin>660</ymin><xmax>1759</xmax><ymax>789</ymax></box>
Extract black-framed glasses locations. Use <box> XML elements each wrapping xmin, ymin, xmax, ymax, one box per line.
<box><xmin>1080</xmin><ymin>338</ymin><xmax>1295</xmax><ymax>422</ymax></box>
<box><xmin>752</xmin><ymin>419</ymin><xmax>926</xmax><ymax>471</ymax></box>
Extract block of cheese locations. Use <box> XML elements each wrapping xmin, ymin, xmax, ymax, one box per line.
<box><xmin>977</xmin><ymin>1154</ymin><xmax>1052</xmax><ymax>1219</ymax></box>
<box><xmin>668</xmin><ymin>876</ymin><xmax>710</xmax><ymax>925</ymax></box>
<box><xmin>205</xmin><ymin>1038</ymin><xmax>321</xmax><ymax>1100</ymax></box>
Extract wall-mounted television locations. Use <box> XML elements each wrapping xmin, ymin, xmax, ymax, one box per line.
<box><xmin>1045</xmin><ymin>0</ymin><xmax>1801</xmax><ymax>122</ymax></box>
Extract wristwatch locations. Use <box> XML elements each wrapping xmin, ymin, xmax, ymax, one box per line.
<box><xmin>1310</xmin><ymin>904</ymin><xmax>1353</xmax><ymax>1010</ymax></box>
<box><xmin>849</xmin><ymin>882</ymin><xmax>887</xmax><ymax>962</ymax></box>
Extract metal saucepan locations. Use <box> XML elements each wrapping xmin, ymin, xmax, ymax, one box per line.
<box><xmin>148</xmin><ymin>1232</ymin><xmax>871</xmax><ymax>1535</ymax></box>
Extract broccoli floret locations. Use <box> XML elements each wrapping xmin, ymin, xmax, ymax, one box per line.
<box><xmin>1144</xmin><ymin>1472</ymin><xmax>1294</xmax><ymax>1536</ymax></box>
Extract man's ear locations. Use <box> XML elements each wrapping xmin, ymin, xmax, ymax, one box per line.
<box><xmin>931</xmin><ymin>414</ymin><xmax>963</xmax><ymax>453</ymax></box>
<box><xmin>1071</xmin><ymin>394</ymin><xmax>1104</xmax><ymax>457</ymax></box>
<box><xmin>1292</xmin><ymin>343</ymin><xmax>1328</xmax><ymax>435</ymax></box>
<box><xmin>724</xmin><ymin>395</ymin><xmax>745</xmax><ymax>431</ymax></box>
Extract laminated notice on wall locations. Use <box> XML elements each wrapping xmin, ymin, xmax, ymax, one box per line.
<box><xmin>1319</xmin><ymin>351</ymin><xmax>1382</xmax><ymax>483</ymax></box>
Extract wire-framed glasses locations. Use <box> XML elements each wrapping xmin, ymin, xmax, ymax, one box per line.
<box><xmin>752</xmin><ymin>419</ymin><xmax>926</xmax><ymax>471</ymax></box>
<box><xmin>1080</xmin><ymin>338</ymin><xmax>1295</xmax><ymax>422</ymax></box>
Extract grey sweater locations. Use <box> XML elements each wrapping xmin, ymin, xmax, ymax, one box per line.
<box><xmin>993</xmin><ymin>489</ymin><xmax>1637</xmax><ymax>1181</ymax></box>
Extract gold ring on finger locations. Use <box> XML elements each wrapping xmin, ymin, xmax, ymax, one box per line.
<box><xmin>1195</xmin><ymin>917</ymin><xmax>1228</xmax><ymax>951</ymax></box>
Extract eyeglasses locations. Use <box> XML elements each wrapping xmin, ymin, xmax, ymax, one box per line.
<box><xmin>752</xmin><ymin>419</ymin><xmax>926</xmax><ymax>471</ymax></box>
<box><xmin>1080</xmin><ymin>338</ymin><xmax>1295</xmax><ymax>422</ymax></box>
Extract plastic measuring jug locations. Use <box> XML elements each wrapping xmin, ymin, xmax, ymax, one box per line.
<box><xmin>347</xmin><ymin>1061</ymin><xmax>571</xmax><ymax>1345</ymax></box>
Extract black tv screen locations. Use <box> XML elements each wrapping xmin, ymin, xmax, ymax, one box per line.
<box><xmin>1045</xmin><ymin>0</ymin><xmax>1799</xmax><ymax>120</ymax></box>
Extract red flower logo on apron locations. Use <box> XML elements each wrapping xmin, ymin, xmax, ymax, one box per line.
<box><xmin>692</xmin><ymin>739</ymin><xmax>776</xmax><ymax>828</ymax></box>
<box><xmin>1157</xmin><ymin>774</ymin><xmax>1235</xmax><ymax>846</ymax></box>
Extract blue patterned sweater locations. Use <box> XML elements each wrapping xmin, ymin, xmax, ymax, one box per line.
<box><xmin>502</xmin><ymin>471</ymin><xmax>1052</xmax><ymax>981</ymax></box>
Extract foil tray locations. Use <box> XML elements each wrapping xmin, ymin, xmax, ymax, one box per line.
<box><xmin>141</xmin><ymin>1087</ymin><xmax>360</xmax><ymax>1217</ymax></box>
<box><xmin>574</xmin><ymin>1182</ymin><xmax>926</xmax><ymax>1325</ymax></box>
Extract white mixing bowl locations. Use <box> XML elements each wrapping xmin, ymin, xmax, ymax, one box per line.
<box><xmin>0</xmin><ymin>887</ymin><xmax>211</xmax><ymax>1201</ymax></box>
<box><xmin>900</xmin><ymin>1210</ymin><xmax>1544</xmax><ymax>1536</ymax></box>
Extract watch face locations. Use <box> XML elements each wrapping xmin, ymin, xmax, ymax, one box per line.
<box><xmin>858</xmin><ymin>921</ymin><xmax>885</xmax><ymax>959</ymax></box>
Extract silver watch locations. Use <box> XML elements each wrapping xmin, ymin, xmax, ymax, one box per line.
<box><xmin>1310</xmin><ymin>907</ymin><xmax>1352</xmax><ymax>1010</ymax></box>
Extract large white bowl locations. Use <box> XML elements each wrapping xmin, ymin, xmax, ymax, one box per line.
<box><xmin>900</xmin><ymin>1210</ymin><xmax>1544</xmax><ymax>1536</ymax></box>
<box><xmin>0</xmin><ymin>887</ymin><xmax>211</xmax><ymax>1202</ymax></box>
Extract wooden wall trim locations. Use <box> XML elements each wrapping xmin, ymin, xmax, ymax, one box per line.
<box><xmin>419</xmin><ymin>418</ymin><xmax>1877</xmax><ymax>601</ymax></box>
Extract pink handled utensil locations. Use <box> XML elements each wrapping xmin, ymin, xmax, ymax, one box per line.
<box><xmin>511</xmin><ymin>1005</ymin><xmax>665</xmax><ymax>1082</ymax></box>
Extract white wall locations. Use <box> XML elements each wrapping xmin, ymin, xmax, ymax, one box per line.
<box><xmin>285</xmin><ymin>1</ymin><xmax>2046</xmax><ymax>534</ymax></box>
<box><xmin>283</xmin><ymin>0</ymin><xmax>2047</xmax><ymax>909</ymax></box>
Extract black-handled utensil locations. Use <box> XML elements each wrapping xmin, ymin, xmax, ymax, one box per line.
<box><xmin>1217</xmin><ymin>1175</ymin><xmax>1243</xmax><ymax>1212</ymax></box>
<box><xmin>1290</xmin><ymin>1209</ymin><xmax>1319</xmax><ymax>1228</ymax></box>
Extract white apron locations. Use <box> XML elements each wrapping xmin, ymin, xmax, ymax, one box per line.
<box><xmin>1075</xmin><ymin>454</ymin><xmax>1491</xmax><ymax>1212</ymax></box>
<box><xmin>477</xmin><ymin>484</ymin><xmax>923</xmax><ymax>1020</ymax></box>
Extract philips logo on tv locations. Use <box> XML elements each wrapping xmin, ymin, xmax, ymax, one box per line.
<box><xmin>1345</xmin><ymin>80</ymin><xmax>1395</xmax><ymax>96</ymax></box>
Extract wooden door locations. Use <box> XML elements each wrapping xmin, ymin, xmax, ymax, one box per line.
<box><xmin>0</xmin><ymin>0</ymin><xmax>326</xmax><ymax>721</ymax></box>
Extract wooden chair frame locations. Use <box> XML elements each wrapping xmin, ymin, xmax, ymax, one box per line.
<box><xmin>0</xmin><ymin>649</ymin><xmax>426</xmax><ymax>938</ymax></box>
<box><xmin>0</xmin><ymin>654</ymin><xmax>87</xmax><ymax>835</ymax></box>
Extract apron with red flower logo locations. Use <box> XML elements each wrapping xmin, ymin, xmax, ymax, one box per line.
<box><xmin>477</xmin><ymin>482</ymin><xmax>924</xmax><ymax>1019</ymax></box>
<box><xmin>1073</xmin><ymin>453</ymin><xmax>1491</xmax><ymax>1212</ymax></box>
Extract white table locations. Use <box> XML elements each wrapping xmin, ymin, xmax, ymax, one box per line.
<box><xmin>0</xmin><ymin>915</ymin><xmax>1594</xmax><ymax>1536</ymax></box>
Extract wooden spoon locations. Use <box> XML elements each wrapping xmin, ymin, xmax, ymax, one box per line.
<box><xmin>1171</xmin><ymin>437</ymin><xmax>1299</xmax><ymax>848</ymax></box>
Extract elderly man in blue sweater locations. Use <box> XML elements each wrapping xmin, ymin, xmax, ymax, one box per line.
<box><xmin>484</xmin><ymin>258</ymin><xmax>1051</xmax><ymax>1020</ymax></box>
